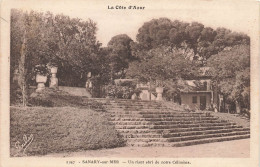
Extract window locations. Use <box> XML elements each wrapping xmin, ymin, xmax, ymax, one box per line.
<box><xmin>192</xmin><ymin>96</ymin><xmax>197</xmax><ymax>103</ymax></box>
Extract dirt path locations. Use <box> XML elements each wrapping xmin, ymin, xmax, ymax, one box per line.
<box><xmin>44</xmin><ymin>139</ymin><xmax>250</xmax><ymax>158</ymax></box>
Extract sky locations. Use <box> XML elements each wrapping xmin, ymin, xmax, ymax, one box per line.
<box><xmin>4</xmin><ymin>0</ymin><xmax>257</xmax><ymax>46</ymax></box>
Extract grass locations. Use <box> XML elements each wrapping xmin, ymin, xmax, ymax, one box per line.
<box><xmin>28</xmin><ymin>88</ymin><xmax>106</xmax><ymax>111</ymax></box>
<box><xmin>10</xmin><ymin>89</ymin><xmax>126</xmax><ymax>156</ymax></box>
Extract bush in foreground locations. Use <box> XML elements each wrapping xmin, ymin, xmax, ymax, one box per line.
<box><xmin>10</xmin><ymin>107</ymin><xmax>125</xmax><ymax>156</ymax></box>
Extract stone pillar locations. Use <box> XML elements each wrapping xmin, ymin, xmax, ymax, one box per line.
<box><xmin>131</xmin><ymin>93</ymin><xmax>137</xmax><ymax>100</ymax></box>
<box><xmin>36</xmin><ymin>74</ymin><xmax>47</xmax><ymax>92</ymax></box>
<box><xmin>235</xmin><ymin>101</ymin><xmax>241</xmax><ymax>114</ymax></box>
<box><xmin>49</xmin><ymin>67</ymin><xmax>58</xmax><ymax>89</ymax></box>
<box><xmin>156</xmin><ymin>87</ymin><xmax>163</xmax><ymax>101</ymax></box>
<box><xmin>85</xmin><ymin>80</ymin><xmax>93</xmax><ymax>98</ymax></box>
<box><xmin>86</xmin><ymin>72</ymin><xmax>92</xmax><ymax>97</ymax></box>
<box><xmin>213</xmin><ymin>104</ymin><xmax>218</xmax><ymax>112</ymax></box>
<box><xmin>140</xmin><ymin>90</ymin><xmax>149</xmax><ymax>100</ymax></box>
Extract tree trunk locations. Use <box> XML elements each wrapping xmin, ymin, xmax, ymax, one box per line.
<box><xmin>110</xmin><ymin>64</ymin><xmax>114</xmax><ymax>84</ymax></box>
<box><xmin>18</xmin><ymin>30</ymin><xmax>27</xmax><ymax>106</ymax></box>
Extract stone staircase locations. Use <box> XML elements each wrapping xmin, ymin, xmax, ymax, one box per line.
<box><xmin>94</xmin><ymin>98</ymin><xmax>250</xmax><ymax>147</ymax></box>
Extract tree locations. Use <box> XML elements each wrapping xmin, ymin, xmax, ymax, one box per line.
<box><xmin>42</xmin><ymin>13</ymin><xmax>101</xmax><ymax>86</ymax></box>
<box><xmin>127</xmin><ymin>46</ymin><xmax>199</xmax><ymax>80</ymax></box>
<box><xmin>136</xmin><ymin>18</ymin><xmax>173</xmax><ymax>49</ymax></box>
<box><xmin>126</xmin><ymin>46</ymin><xmax>200</xmax><ymax>98</ymax></box>
<box><xmin>11</xmin><ymin>9</ymin><xmax>48</xmax><ymax>105</ymax></box>
<box><xmin>207</xmin><ymin>45</ymin><xmax>250</xmax><ymax>112</ymax></box>
<box><xmin>10</xmin><ymin>9</ymin><xmax>102</xmax><ymax>104</ymax></box>
<box><xmin>107</xmin><ymin>34</ymin><xmax>134</xmax><ymax>80</ymax></box>
<box><xmin>135</xmin><ymin>18</ymin><xmax>250</xmax><ymax>63</ymax></box>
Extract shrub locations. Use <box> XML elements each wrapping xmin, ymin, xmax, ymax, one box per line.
<box><xmin>106</xmin><ymin>84</ymin><xmax>140</xmax><ymax>99</ymax></box>
<box><xmin>10</xmin><ymin>107</ymin><xmax>126</xmax><ymax>156</ymax></box>
<box><xmin>28</xmin><ymin>97</ymin><xmax>54</xmax><ymax>107</ymax></box>
<box><xmin>106</xmin><ymin>84</ymin><xmax>117</xmax><ymax>97</ymax></box>
<box><xmin>34</xmin><ymin>64</ymin><xmax>49</xmax><ymax>76</ymax></box>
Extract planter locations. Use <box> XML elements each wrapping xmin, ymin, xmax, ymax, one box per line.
<box><xmin>36</xmin><ymin>74</ymin><xmax>47</xmax><ymax>92</ymax></box>
<box><xmin>50</xmin><ymin>66</ymin><xmax>58</xmax><ymax>74</ymax></box>
<box><xmin>49</xmin><ymin>77</ymin><xmax>58</xmax><ymax>89</ymax></box>
<box><xmin>156</xmin><ymin>87</ymin><xmax>163</xmax><ymax>101</ymax></box>
<box><xmin>36</xmin><ymin>74</ymin><xmax>47</xmax><ymax>83</ymax></box>
<box><xmin>131</xmin><ymin>93</ymin><xmax>137</xmax><ymax>100</ymax></box>
<box><xmin>49</xmin><ymin>67</ymin><xmax>58</xmax><ymax>89</ymax></box>
<box><xmin>156</xmin><ymin>87</ymin><xmax>163</xmax><ymax>93</ymax></box>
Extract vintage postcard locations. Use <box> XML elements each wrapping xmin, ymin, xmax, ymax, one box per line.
<box><xmin>0</xmin><ymin>0</ymin><xmax>259</xmax><ymax>166</ymax></box>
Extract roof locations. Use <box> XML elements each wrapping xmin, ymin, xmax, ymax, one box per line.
<box><xmin>198</xmin><ymin>67</ymin><xmax>213</xmax><ymax>77</ymax></box>
<box><xmin>179</xmin><ymin>79</ymin><xmax>211</xmax><ymax>92</ymax></box>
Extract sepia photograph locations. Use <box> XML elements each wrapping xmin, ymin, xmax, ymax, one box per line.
<box><xmin>0</xmin><ymin>0</ymin><xmax>259</xmax><ymax>166</ymax></box>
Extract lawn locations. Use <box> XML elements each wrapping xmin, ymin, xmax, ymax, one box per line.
<box><xmin>27</xmin><ymin>88</ymin><xmax>106</xmax><ymax>111</ymax></box>
<box><xmin>10</xmin><ymin>105</ymin><xmax>125</xmax><ymax>156</ymax></box>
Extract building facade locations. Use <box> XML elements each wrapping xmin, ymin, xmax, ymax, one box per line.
<box><xmin>180</xmin><ymin>80</ymin><xmax>213</xmax><ymax>110</ymax></box>
<box><xmin>179</xmin><ymin>67</ymin><xmax>218</xmax><ymax>111</ymax></box>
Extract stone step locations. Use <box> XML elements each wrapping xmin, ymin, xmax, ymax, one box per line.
<box><xmin>110</xmin><ymin>103</ymin><xmax>164</xmax><ymax>106</ymax></box>
<box><xmin>126</xmin><ymin>134</ymin><xmax>250</xmax><ymax>147</ymax></box>
<box><xmin>109</xmin><ymin>113</ymin><xmax>211</xmax><ymax>118</ymax></box>
<box><xmin>116</xmin><ymin>103</ymin><xmax>164</xmax><ymax>106</ymax></box>
<box><xmin>125</xmin><ymin>131</ymin><xmax>249</xmax><ymax>143</ymax></box>
<box><xmin>162</xmin><ymin>128</ymin><xmax>250</xmax><ymax>138</ymax></box>
<box><xmin>114</xmin><ymin>122</ymin><xmax>236</xmax><ymax>129</ymax></box>
<box><xmin>122</xmin><ymin>130</ymin><xmax>248</xmax><ymax>139</ymax></box>
<box><xmin>121</xmin><ymin>128</ymin><xmax>249</xmax><ymax>139</ymax></box>
<box><xmin>156</xmin><ymin>125</ymin><xmax>244</xmax><ymax>133</ymax></box>
<box><xmin>116</xmin><ymin>125</ymin><xmax>244</xmax><ymax>133</ymax></box>
<box><xmin>92</xmin><ymin>98</ymin><xmax>250</xmax><ymax>147</ymax></box>
<box><xmin>110</xmin><ymin>120</ymin><xmax>228</xmax><ymax>125</ymax></box>
<box><xmin>107</xmin><ymin>107</ymin><xmax>169</xmax><ymax>110</ymax></box>
<box><xmin>166</xmin><ymin>131</ymin><xmax>250</xmax><ymax>142</ymax></box>
<box><xmin>127</xmin><ymin>141</ymin><xmax>168</xmax><ymax>147</ymax></box>
<box><xmin>90</xmin><ymin>99</ymin><xmax>163</xmax><ymax>106</ymax></box>
<box><xmin>141</xmin><ymin>113</ymin><xmax>208</xmax><ymax>118</ymax></box>
<box><xmin>109</xmin><ymin>102</ymin><xmax>163</xmax><ymax>106</ymax></box>
<box><xmin>109</xmin><ymin>99</ymin><xmax>162</xmax><ymax>103</ymax></box>
<box><xmin>153</xmin><ymin>120</ymin><xmax>228</xmax><ymax>125</ymax></box>
<box><xmin>107</xmin><ymin>103</ymin><xmax>164</xmax><ymax>106</ymax></box>
<box><xmin>109</xmin><ymin>117</ymin><xmax>219</xmax><ymax>122</ymax></box>
<box><xmin>113</xmin><ymin>106</ymin><xmax>166</xmax><ymax>109</ymax></box>
<box><xmin>122</xmin><ymin>133</ymin><xmax>163</xmax><ymax>138</ymax></box>
<box><xmin>171</xmin><ymin>134</ymin><xmax>250</xmax><ymax>147</ymax></box>
<box><xmin>108</xmin><ymin>110</ymin><xmax>199</xmax><ymax>114</ymax></box>
<box><xmin>127</xmin><ymin>138</ymin><xmax>168</xmax><ymax>142</ymax></box>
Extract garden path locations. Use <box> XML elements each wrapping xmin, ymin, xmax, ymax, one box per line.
<box><xmin>44</xmin><ymin>139</ymin><xmax>250</xmax><ymax>158</ymax></box>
